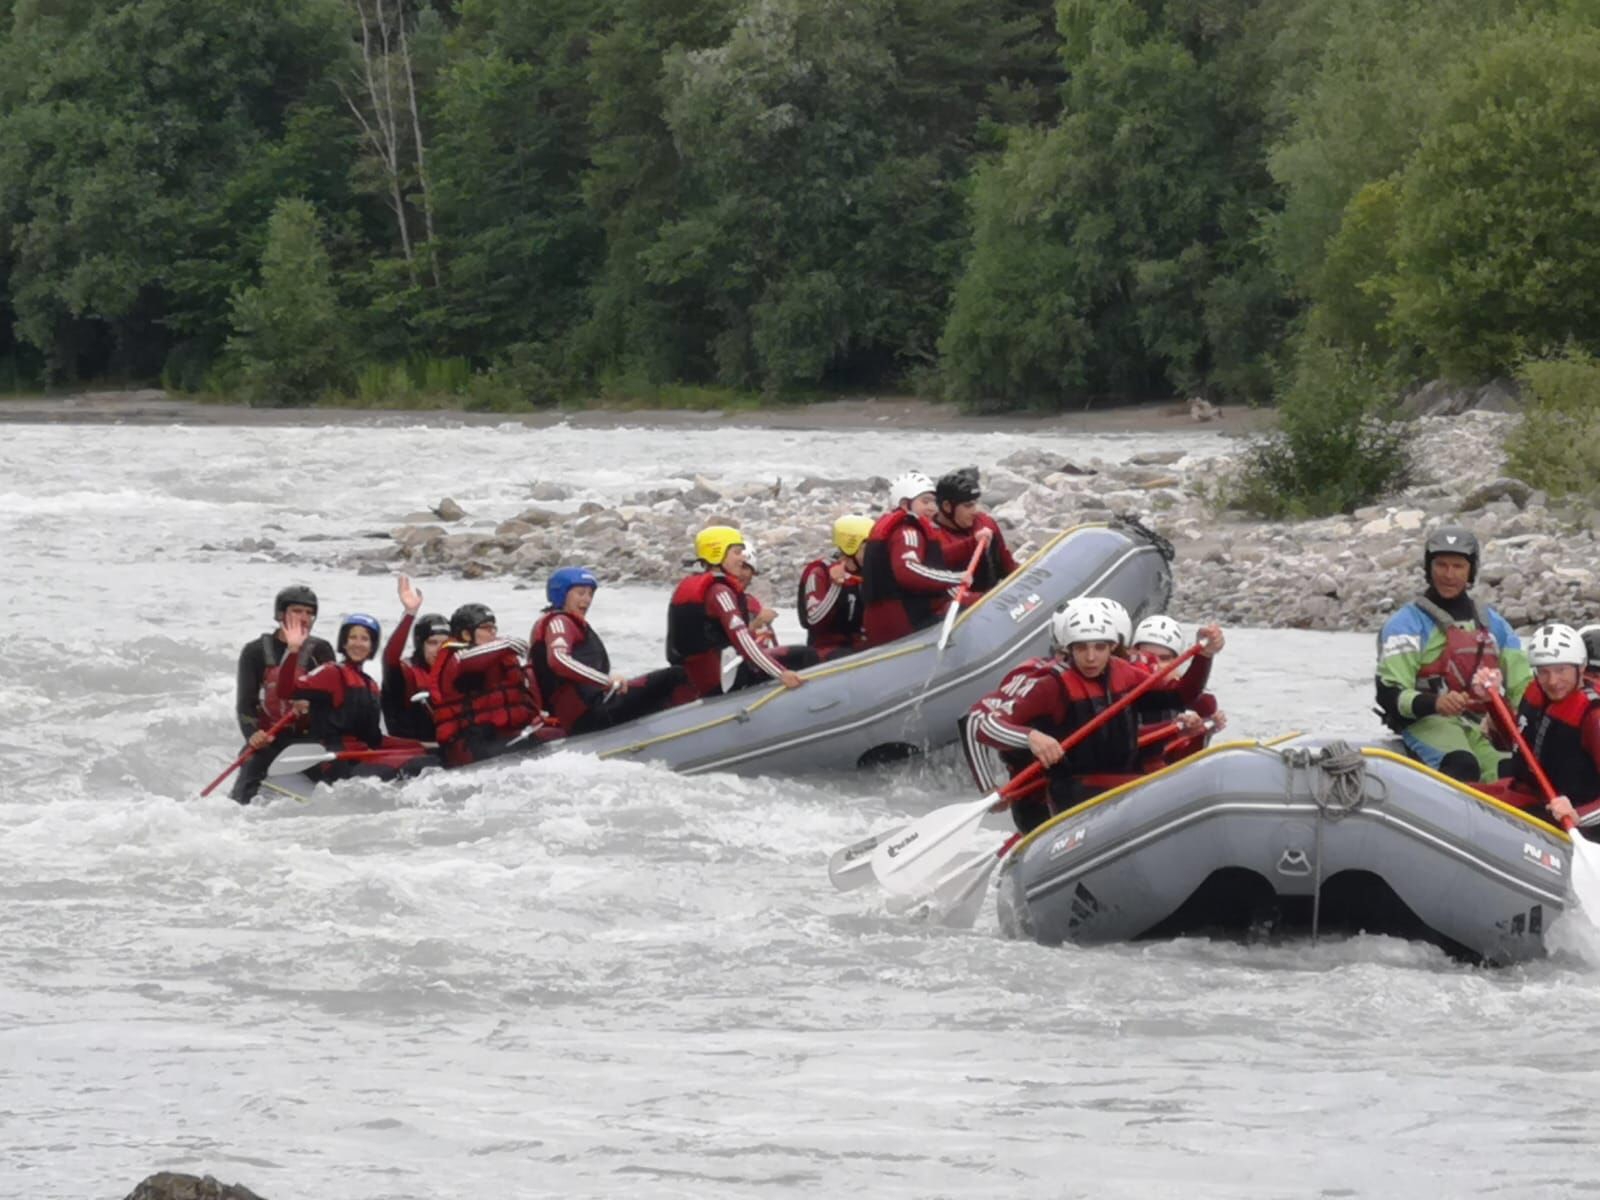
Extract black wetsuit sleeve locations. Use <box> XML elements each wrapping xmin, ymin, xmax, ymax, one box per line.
<box><xmin>1376</xmin><ymin>678</ymin><xmax>1434</xmax><ymax>726</ymax></box>
<box><xmin>236</xmin><ymin>640</ymin><xmax>266</xmax><ymax>739</ymax></box>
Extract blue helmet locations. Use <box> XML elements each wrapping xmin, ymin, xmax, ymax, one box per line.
<box><xmin>547</xmin><ymin>566</ymin><xmax>599</xmax><ymax>610</ymax></box>
<box><xmin>338</xmin><ymin>612</ymin><xmax>382</xmax><ymax>656</ymax></box>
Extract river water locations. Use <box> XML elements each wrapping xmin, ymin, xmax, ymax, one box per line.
<box><xmin>2</xmin><ymin>419</ymin><xmax>1597</xmax><ymax>1199</ymax></box>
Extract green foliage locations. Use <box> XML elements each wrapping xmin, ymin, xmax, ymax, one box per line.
<box><xmin>0</xmin><ymin>0</ymin><xmax>349</xmax><ymax>380</ymax></box>
<box><xmin>0</xmin><ymin>0</ymin><xmax>1593</xmax><ymax>411</ymax></box>
<box><xmin>1385</xmin><ymin>24</ymin><xmax>1600</xmax><ymax>377</ymax></box>
<box><xmin>1226</xmin><ymin>340</ymin><xmax>1412</xmax><ymax>518</ymax></box>
<box><xmin>227</xmin><ymin>198</ymin><xmax>347</xmax><ymax>407</ymax></box>
<box><xmin>1505</xmin><ymin>348</ymin><xmax>1600</xmax><ymax>502</ymax></box>
<box><xmin>939</xmin><ymin>0</ymin><xmax>1287</xmax><ymax>408</ymax></box>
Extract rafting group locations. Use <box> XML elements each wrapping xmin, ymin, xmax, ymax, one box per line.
<box><xmin>222</xmin><ymin>466</ymin><xmax>1024</xmax><ymax>802</ymax></box>
<box><xmin>218</xmin><ymin>475</ymin><xmax>1600</xmax><ymax>852</ymax></box>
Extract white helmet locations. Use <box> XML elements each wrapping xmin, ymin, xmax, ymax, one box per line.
<box><xmin>741</xmin><ymin>539</ymin><xmax>760</xmax><ymax>573</ymax></box>
<box><xmin>1051</xmin><ymin>597</ymin><xmax>1120</xmax><ymax>650</ymax></box>
<box><xmin>1131</xmin><ymin>614</ymin><xmax>1185</xmax><ymax>656</ymax></box>
<box><xmin>890</xmin><ymin>471</ymin><xmax>935</xmax><ymax>506</ymax></box>
<box><xmin>1528</xmin><ymin>623</ymin><xmax>1588</xmax><ymax>668</ymax></box>
<box><xmin>1083</xmin><ymin>596</ymin><xmax>1132</xmax><ymax>647</ymax></box>
<box><xmin>1580</xmin><ymin>623</ymin><xmax>1600</xmax><ymax>668</ymax></box>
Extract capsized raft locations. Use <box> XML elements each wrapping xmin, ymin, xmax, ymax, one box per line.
<box><xmin>560</xmin><ymin>519</ymin><xmax>1173</xmax><ymax>776</ymax></box>
<box><xmin>995</xmin><ymin>734</ymin><xmax>1574</xmax><ymax>965</ymax></box>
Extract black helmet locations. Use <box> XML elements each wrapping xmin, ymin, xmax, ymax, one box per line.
<box><xmin>1423</xmin><ymin>525</ymin><xmax>1480</xmax><ymax>585</ymax></box>
<box><xmin>936</xmin><ymin>466</ymin><xmax>982</xmax><ymax>506</ymax></box>
<box><xmin>450</xmin><ymin>602</ymin><xmax>496</xmax><ymax>639</ymax></box>
<box><xmin>274</xmin><ymin>585</ymin><xmax>318</xmax><ymax>620</ymax></box>
<box><xmin>413</xmin><ymin>612</ymin><xmax>451</xmax><ymax>661</ymax></box>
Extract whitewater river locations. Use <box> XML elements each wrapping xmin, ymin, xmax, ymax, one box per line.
<box><xmin>3</xmin><ymin>418</ymin><xmax>1598</xmax><ymax>1199</ymax></box>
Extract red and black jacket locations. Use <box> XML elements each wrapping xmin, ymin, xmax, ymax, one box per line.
<box><xmin>381</xmin><ymin>612</ymin><xmax>437</xmax><ymax>742</ymax></box>
<box><xmin>860</xmin><ymin>508</ymin><xmax>964</xmax><ymax>645</ymax></box>
<box><xmin>666</xmin><ymin>570</ymin><xmax>784</xmax><ymax>697</ymax></box>
<box><xmin>530</xmin><ymin>610</ymin><xmax>613</xmax><ymax>730</ymax></box>
<box><xmin>235</xmin><ymin>632</ymin><xmax>334</xmax><ymax>738</ymax></box>
<box><xmin>429</xmin><ymin>639</ymin><xmax>540</xmax><ymax>747</ymax></box>
<box><xmin>933</xmin><ymin>513</ymin><xmax>1017</xmax><ymax>593</ymax></box>
<box><xmin>277</xmin><ymin>654</ymin><xmax>384</xmax><ymax>749</ymax></box>
<box><xmin>796</xmin><ymin>555</ymin><xmax>863</xmax><ymax>656</ymax></box>
<box><xmin>1512</xmin><ymin>680</ymin><xmax>1600</xmax><ymax>808</ymax></box>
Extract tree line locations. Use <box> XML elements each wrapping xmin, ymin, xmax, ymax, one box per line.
<box><xmin>1</xmin><ymin>0</ymin><xmax>1596</xmax><ymax>411</ymax></box>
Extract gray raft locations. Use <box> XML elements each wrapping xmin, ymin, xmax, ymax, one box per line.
<box><xmin>996</xmin><ymin>734</ymin><xmax>1575</xmax><ymax>965</ymax></box>
<box><xmin>260</xmin><ymin>520</ymin><xmax>1172</xmax><ymax>801</ymax></box>
<box><xmin>562</xmin><ymin>519</ymin><xmax>1173</xmax><ymax>775</ymax></box>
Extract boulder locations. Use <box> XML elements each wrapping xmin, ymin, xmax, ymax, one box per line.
<box><xmin>126</xmin><ymin>1173</ymin><xmax>267</xmax><ymax>1200</ymax></box>
<box><xmin>433</xmin><ymin>497</ymin><xmax>467</xmax><ymax>522</ymax></box>
<box><xmin>998</xmin><ymin>449</ymin><xmax>1095</xmax><ymax>478</ymax></box>
<box><xmin>680</xmin><ymin>476</ymin><xmax>722</xmax><ymax>508</ymax></box>
<box><xmin>513</xmin><ymin>506</ymin><xmax>563</xmax><ymax>527</ymax></box>
<box><xmin>1130</xmin><ymin>450</ymin><xmax>1186</xmax><ymax>466</ymax></box>
<box><xmin>1392</xmin><ymin>509</ymin><xmax>1425</xmax><ymax>532</ymax></box>
<box><xmin>527</xmin><ymin>480</ymin><xmax>573</xmax><ymax>501</ymax></box>
<box><xmin>573</xmin><ymin>511</ymin><xmax>627</xmax><ymax>537</ymax></box>
<box><xmin>797</xmin><ymin>476</ymin><xmax>886</xmax><ymax>495</ymax></box>
<box><xmin>1462</xmin><ymin>477</ymin><xmax>1533</xmax><ymax>512</ymax></box>
<box><xmin>1188</xmin><ymin>396</ymin><xmax>1220</xmax><ymax>422</ymax></box>
<box><xmin>392</xmin><ymin>524</ymin><xmax>446</xmax><ymax>550</ymax></box>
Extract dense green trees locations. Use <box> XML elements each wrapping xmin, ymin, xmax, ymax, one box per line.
<box><xmin>0</xmin><ymin>0</ymin><xmax>1596</xmax><ymax>406</ymax></box>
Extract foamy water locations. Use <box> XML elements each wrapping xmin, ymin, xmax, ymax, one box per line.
<box><xmin>2</xmin><ymin>420</ymin><xmax>1597</xmax><ymax>1199</ymax></box>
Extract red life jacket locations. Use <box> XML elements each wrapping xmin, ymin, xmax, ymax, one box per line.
<box><xmin>430</xmin><ymin>641</ymin><xmax>539</xmax><ymax>746</ymax></box>
<box><xmin>666</xmin><ymin>570</ymin><xmax>743</xmax><ymax>696</ymax></box>
<box><xmin>861</xmin><ymin>508</ymin><xmax>948</xmax><ymax>638</ymax></box>
<box><xmin>298</xmin><ymin>661</ymin><xmax>384</xmax><ymax>748</ymax></box>
<box><xmin>256</xmin><ymin>634</ymin><xmax>298</xmax><ymax>728</ymax></box>
<box><xmin>1038</xmin><ymin>658</ymin><xmax>1154</xmax><ymax>776</ymax></box>
<box><xmin>1515</xmin><ymin>681</ymin><xmax>1600</xmax><ymax>804</ymax></box>
<box><xmin>1413</xmin><ymin>595</ymin><xmax>1499</xmax><ymax>709</ymax></box>
<box><xmin>796</xmin><ymin>555</ymin><xmax>862</xmax><ymax>654</ymax></box>
<box><xmin>530</xmin><ymin>610</ymin><xmax>612</xmax><ymax>729</ymax></box>
<box><xmin>383</xmin><ymin>658</ymin><xmax>436</xmax><ymax>742</ymax></box>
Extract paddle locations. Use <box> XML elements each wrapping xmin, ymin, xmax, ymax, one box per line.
<box><xmin>268</xmin><ymin>743</ymin><xmax>436</xmax><ymax>776</ymax></box>
<box><xmin>828</xmin><ymin>828</ymin><xmax>902</xmax><ymax>891</ymax></box>
<box><xmin>1484</xmin><ymin>689</ymin><xmax>1600</xmax><ymax>920</ymax></box>
<box><xmin>870</xmin><ymin>643</ymin><xmax>1205</xmax><ymax>896</ymax></box>
<box><xmin>200</xmin><ymin>710</ymin><xmax>297</xmax><ymax>798</ymax></box>
<box><xmin>935</xmin><ymin>528</ymin><xmax>994</xmax><ymax>652</ymax></box>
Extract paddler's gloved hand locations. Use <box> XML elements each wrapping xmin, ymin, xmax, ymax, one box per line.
<box><xmin>1550</xmin><ymin>794</ymin><xmax>1578</xmax><ymax>825</ymax></box>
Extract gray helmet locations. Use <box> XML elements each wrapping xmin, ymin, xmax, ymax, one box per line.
<box><xmin>1423</xmin><ymin>525</ymin><xmax>1480</xmax><ymax>585</ymax></box>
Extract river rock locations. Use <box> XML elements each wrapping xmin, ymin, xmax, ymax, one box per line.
<box><xmin>512</xmin><ymin>506</ymin><xmax>563</xmax><ymax>527</ymax></box>
<box><xmin>125</xmin><ymin>1173</ymin><xmax>267</xmax><ymax>1200</ymax></box>
<box><xmin>527</xmin><ymin>481</ymin><xmax>572</xmax><ymax>501</ymax></box>
<box><xmin>393</xmin><ymin>524</ymin><xmax>445</xmax><ymax>549</ymax></box>
<box><xmin>433</xmin><ymin>497</ymin><xmax>467</xmax><ymax>522</ymax></box>
<box><xmin>999</xmin><ymin>449</ymin><xmax>1095</xmax><ymax>478</ymax></box>
<box><xmin>1189</xmin><ymin>396</ymin><xmax>1220</xmax><ymax>422</ymax></box>
<box><xmin>1131</xmin><ymin>450</ymin><xmax>1186</xmax><ymax>466</ymax></box>
<box><xmin>1462</xmin><ymin>477</ymin><xmax>1533</xmax><ymax>512</ymax></box>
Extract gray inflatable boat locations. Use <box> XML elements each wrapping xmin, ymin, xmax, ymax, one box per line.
<box><xmin>995</xmin><ymin>735</ymin><xmax>1573</xmax><ymax>965</ymax></box>
<box><xmin>259</xmin><ymin>519</ymin><xmax>1172</xmax><ymax>801</ymax></box>
<box><xmin>566</xmin><ymin>518</ymin><xmax>1173</xmax><ymax>775</ymax></box>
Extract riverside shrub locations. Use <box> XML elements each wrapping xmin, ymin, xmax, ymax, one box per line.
<box><xmin>1505</xmin><ymin>350</ymin><xmax>1600</xmax><ymax>502</ymax></box>
<box><xmin>1227</xmin><ymin>342</ymin><xmax>1411</xmax><ymax>518</ymax></box>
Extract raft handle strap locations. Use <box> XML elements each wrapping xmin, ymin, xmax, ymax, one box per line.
<box><xmin>1281</xmin><ymin>741</ymin><xmax>1389</xmax><ymax>942</ymax></box>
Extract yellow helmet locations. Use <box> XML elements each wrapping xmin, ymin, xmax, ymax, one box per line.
<box><xmin>694</xmin><ymin>525</ymin><xmax>745</xmax><ymax>566</ymax></box>
<box><xmin>832</xmin><ymin>514</ymin><xmax>873</xmax><ymax>557</ymax></box>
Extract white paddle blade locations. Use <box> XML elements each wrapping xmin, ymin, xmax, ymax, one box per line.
<box><xmin>936</xmin><ymin>854</ymin><xmax>1003</xmax><ymax>930</ymax></box>
<box><xmin>267</xmin><ymin>745</ymin><xmax>335</xmax><ymax>776</ymax></box>
<box><xmin>1567</xmin><ymin>836</ymin><xmax>1600</xmax><ymax>923</ymax></box>
<box><xmin>935</xmin><ymin>600</ymin><xmax>961</xmax><ymax>651</ymax></box>
<box><xmin>828</xmin><ymin>828</ymin><xmax>901</xmax><ymax>891</ymax></box>
<box><xmin>870</xmin><ymin>793</ymin><xmax>998</xmax><ymax>895</ymax></box>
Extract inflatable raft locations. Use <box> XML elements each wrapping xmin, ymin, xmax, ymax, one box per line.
<box><xmin>259</xmin><ymin>519</ymin><xmax>1172</xmax><ymax>801</ymax></box>
<box><xmin>995</xmin><ymin>735</ymin><xmax>1573</xmax><ymax>965</ymax></box>
<box><xmin>563</xmin><ymin>519</ymin><xmax>1173</xmax><ymax>776</ymax></box>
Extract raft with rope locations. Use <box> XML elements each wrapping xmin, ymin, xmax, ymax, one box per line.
<box><xmin>566</xmin><ymin>518</ymin><xmax>1174</xmax><ymax>775</ymax></box>
<box><xmin>995</xmin><ymin>734</ymin><xmax>1574</xmax><ymax>965</ymax></box>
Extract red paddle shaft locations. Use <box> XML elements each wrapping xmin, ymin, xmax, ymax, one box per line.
<box><xmin>200</xmin><ymin>709</ymin><xmax>298</xmax><ymax>797</ymax></box>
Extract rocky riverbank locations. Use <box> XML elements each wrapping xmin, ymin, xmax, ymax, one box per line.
<box><xmin>342</xmin><ymin>410</ymin><xmax>1598</xmax><ymax>634</ymax></box>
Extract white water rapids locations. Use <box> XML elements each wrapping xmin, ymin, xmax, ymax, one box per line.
<box><xmin>3</xmin><ymin>419</ymin><xmax>1598</xmax><ymax>1199</ymax></box>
